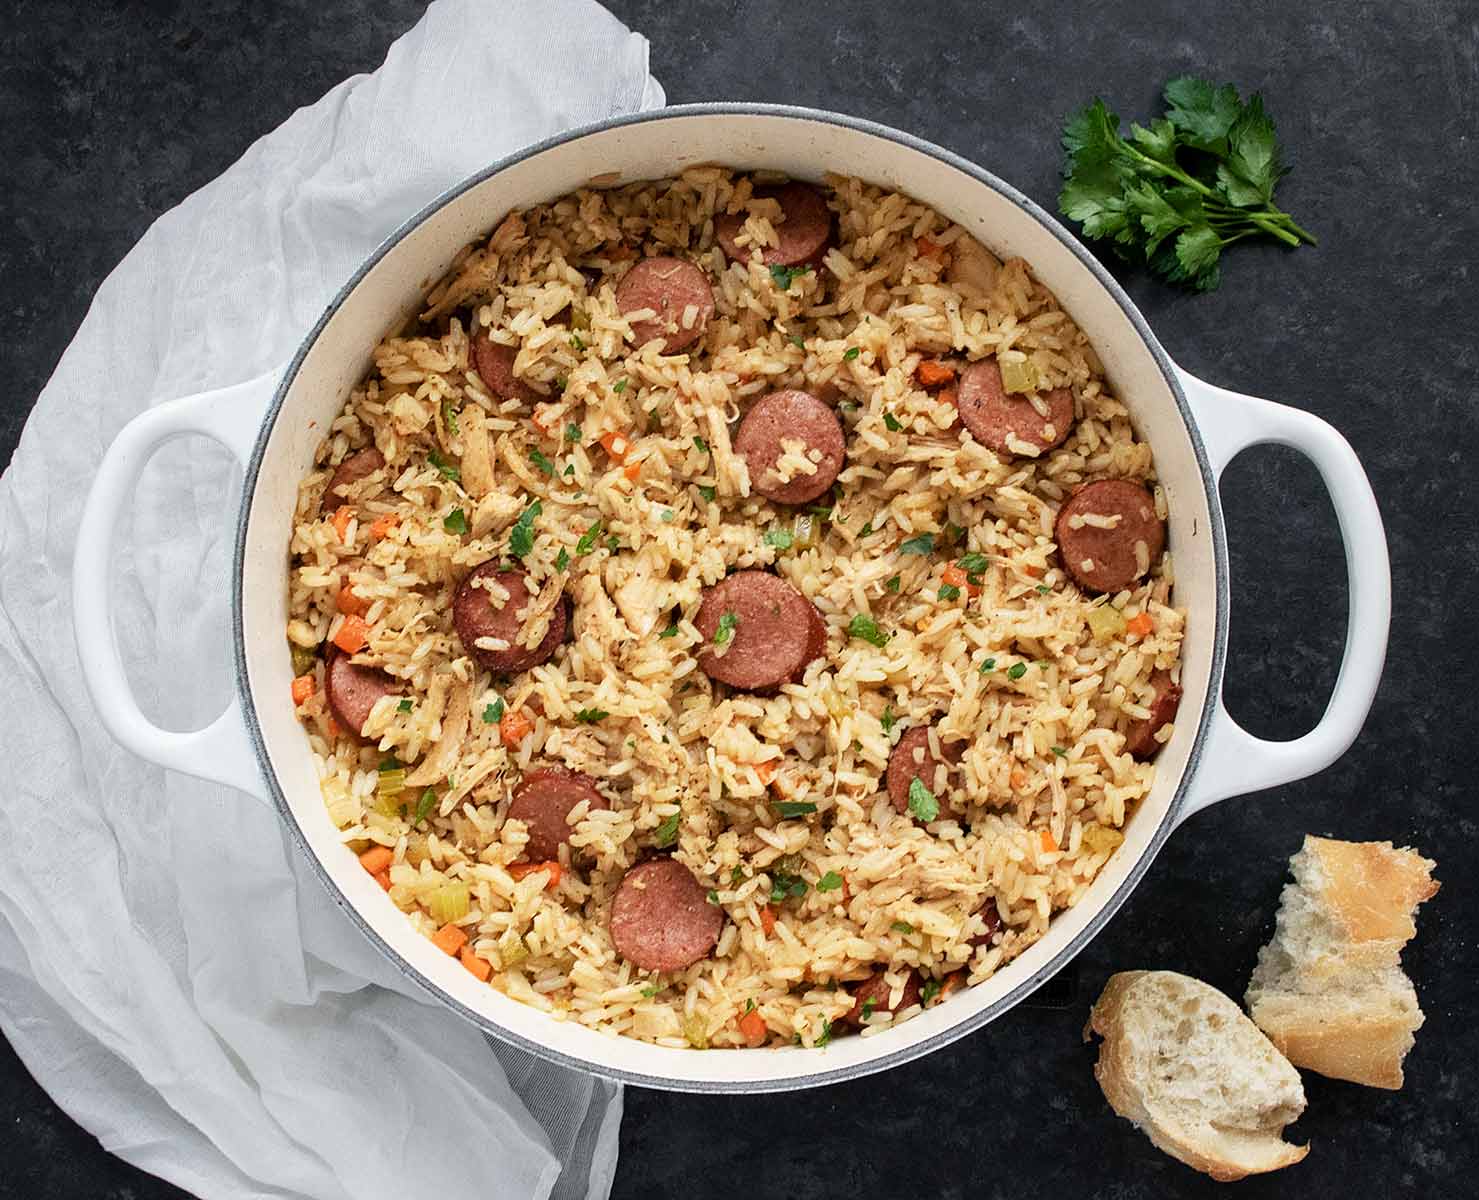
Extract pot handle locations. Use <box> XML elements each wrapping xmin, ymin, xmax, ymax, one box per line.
<box><xmin>1175</xmin><ymin>368</ymin><xmax>1390</xmax><ymax>824</ymax></box>
<box><xmin>72</xmin><ymin>370</ymin><xmax>278</xmax><ymax>795</ymax></box>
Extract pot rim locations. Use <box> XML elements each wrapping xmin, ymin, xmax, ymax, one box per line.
<box><xmin>231</xmin><ymin>102</ymin><xmax>1229</xmax><ymax>1092</ymax></box>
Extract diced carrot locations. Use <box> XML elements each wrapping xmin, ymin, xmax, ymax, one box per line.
<box><xmin>500</xmin><ymin>708</ymin><xmax>533</xmax><ymax>748</ymax></box>
<box><xmin>1125</xmin><ymin>611</ymin><xmax>1155</xmax><ymax>638</ymax></box>
<box><xmin>432</xmin><ymin>923</ymin><xmax>468</xmax><ymax>956</ymax></box>
<box><xmin>841</xmin><ymin>873</ymin><xmax>851</xmax><ymax>905</ymax></box>
<box><xmin>374</xmin><ymin>870</ymin><xmax>392</xmax><ymax>892</ymax></box>
<box><xmin>1021</xmin><ymin>564</ymin><xmax>1043</xmax><ymax>579</ymax></box>
<box><xmin>325</xmin><ymin>716</ymin><xmax>341</xmax><ymax>741</ymax></box>
<box><xmin>915</xmin><ymin>359</ymin><xmax>956</xmax><ymax>388</ymax></box>
<box><xmin>1039</xmin><ymin>829</ymin><xmax>1058</xmax><ymax>854</ymax></box>
<box><xmin>359</xmin><ymin>846</ymin><xmax>394</xmax><ymax>875</ymax></box>
<box><xmin>460</xmin><ymin>946</ymin><xmax>493</xmax><ymax>981</ymax></box>
<box><xmin>599</xmin><ymin>430</ymin><xmax>632</xmax><ymax>463</ymax></box>
<box><xmin>623</xmin><ymin>461</ymin><xmax>641</xmax><ymax>482</ymax></box>
<box><xmin>332</xmin><ymin>614</ymin><xmax>370</xmax><ymax>654</ymax></box>
<box><xmin>759</xmin><ymin>905</ymin><xmax>776</xmax><ymax>936</ymax></box>
<box><xmin>915</xmin><ymin>235</ymin><xmax>946</xmax><ymax>262</ymax></box>
<box><xmin>509</xmin><ymin>860</ymin><xmax>562</xmax><ymax>889</ymax></box>
<box><xmin>1010</xmin><ymin>766</ymin><xmax>1028</xmax><ymax>792</ymax></box>
<box><xmin>754</xmin><ymin>759</ymin><xmax>779</xmax><ymax>786</ymax></box>
<box><xmin>337</xmin><ymin>583</ymin><xmax>369</xmax><ymax>616</ymax></box>
<box><xmin>369</xmin><ymin>513</ymin><xmax>400</xmax><ymax>539</ymax></box>
<box><xmin>331</xmin><ymin>505</ymin><xmax>354</xmax><ymax>543</ymax></box>
<box><xmin>290</xmin><ymin>674</ymin><xmax>316</xmax><ymax>705</ymax></box>
<box><xmin>939</xmin><ymin>970</ymin><xmax>966</xmax><ymax>998</ymax></box>
<box><xmin>738</xmin><ymin>1008</ymin><xmax>768</xmax><ymax>1047</ymax></box>
<box><xmin>941</xmin><ymin>564</ymin><xmax>982</xmax><ymax>598</ymax></box>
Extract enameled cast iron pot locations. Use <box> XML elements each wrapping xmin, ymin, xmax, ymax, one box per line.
<box><xmin>73</xmin><ymin>106</ymin><xmax>1391</xmax><ymax>1092</ymax></box>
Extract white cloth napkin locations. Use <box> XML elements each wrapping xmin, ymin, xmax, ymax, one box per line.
<box><xmin>0</xmin><ymin>3</ymin><xmax>663</xmax><ymax>1197</ymax></box>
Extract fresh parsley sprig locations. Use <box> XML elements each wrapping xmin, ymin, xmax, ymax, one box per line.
<box><xmin>1059</xmin><ymin>77</ymin><xmax>1315</xmax><ymax>291</ymax></box>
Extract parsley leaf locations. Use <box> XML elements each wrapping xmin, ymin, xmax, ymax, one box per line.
<box><xmin>938</xmin><ymin>583</ymin><xmax>961</xmax><ymax>601</ymax></box>
<box><xmin>843</xmin><ymin>347</ymin><xmax>860</xmax><ymax>362</ymax></box>
<box><xmin>769</xmin><ymin>873</ymin><xmax>808</xmax><ymax>902</ymax></box>
<box><xmin>890</xmin><ymin>921</ymin><xmax>914</xmax><ymax>935</ymax></box>
<box><xmin>658</xmin><ymin>621</ymin><xmax>680</xmax><ymax>639</ymax></box>
<box><xmin>1052</xmin><ymin>745</ymin><xmax>1068</xmax><ymax>757</ymax></box>
<box><xmin>529</xmin><ymin>448</ymin><xmax>555</xmax><ymax>477</ymax></box>
<box><xmin>907</xmin><ymin>777</ymin><xmax>939</xmax><ymax>822</ymax></box>
<box><xmin>883</xmin><ymin>412</ymin><xmax>903</xmax><ymax>432</ymax></box>
<box><xmin>764</xmin><ymin>528</ymin><xmax>795</xmax><ymax>550</ymax></box>
<box><xmin>573</xmin><ymin>708</ymin><xmax>609</xmax><ymax>724</ymax></box>
<box><xmin>773</xmin><ymin>801</ymin><xmax>817</xmax><ymax>818</ymax></box>
<box><xmin>555</xmin><ymin>548</ymin><xmax>570</xmax><ymax>571</ymax></box>
<box><xmin>714</xmin><ymin>611</ymin><xmax>739</xmax><ymax>646</ymax></box>
<box><xmin>769</xmin><ymin>263</ymin><xmax>811</xmax><ymax>290</ymax></box>
<box><xmin>920</xmin><ymin>978</ymin><xmax>942</xmax><ymax>1005</ymax></box>
<box><xmin>443</xmin><ymin>508</ymin><xmax>468</xmax><ymax>535</ymax></box>
<box><xmin>565</xmin><ymin>422</ymin><xmax>582</xmax><ymax>442</ymax></box>
<box><xmin>482</xmin><ymin>698</ymin><xmax>505</xmax><ymax>723</ymax></box>
<box><xmin>881</xmin><ymin>704</ymin><xmax>897</xmax><ymax>734</ymax></box>
<box><xmin>693</xmin><ymin>436</ymin><xmax>710</xmax><ymax>455</ymax></box>
<box><xmin>861</xmin><ymin>997</ymin><xmax>877</xmax><ymax>1020</ymax></box>
<box><xmin>816</xmin><ymin>871</ymin><xmax>844</xmax><ymax>892</ymax></box>
<box><xmin>575</xmin><ymin>519</ymin><xmax>603</xmax><ymax>556</ymax></box>
<box><xmin>442</xmin><ymin>400</ymin><xmax>459</xmax><ymax>436</ymax></box>
<box><xmin>788</xmin><ymin>334</ymin><xmax>805</xmax><ymax>348</ymax></box>
<box><xmin>612</xmin><ymin>378</ymin><xmax>627</xmax><ymax>393</ymax></box>
<box><xmin>1036</xmin><ymin>582</ymin><xmax>1052</xmax><ymax>594</ymax></box>
<box><xmin>427</xmin><ymin>450</ymin><xmax>460</xmax><ymax>481</ymax></box>
<box><xmin>846</xmin><ymin>613</ymin><xmax>889</xmax><ymax>648</ymax></box>
<box><xmin>899</xmin><ymin>533</ymin><xmax>935</xmax><ymax>555</ymax></box>
<box><xmin>508</xmin><ymin>500</ymin><xmax>541</xmax><ymax>558</ymax></box>
<box><xmin>1058</xmin><ymin>79</ymin><xmax>1314</xmax><ymax>292</ymax></box>
<box><xmin>885</xmin><ymin>574</ymin><xmax>901</xmax><ymax>593</ymax></box>
<box><xmin>698</xmin><ymin>484</ymin><xmax>716</xmax><ymax>503</ymax></box>
<box><xmin>397</xmin><ymin>699</ymin><xmax>413</xmax><ymax>713</ymax></box>
<box><xmin>956</xmin><ymin>552</ymin><xmax>990</xmax><ymax>575</ymax></box>
<box><xmin>979</xmin><ymin>657</ymin><xmax>997</xmax><ymax>674</ymax></box>
<box><xmin>653</xmin><ymin>812</ymin><xmax>680</xmax><ymax>847</ymax></box>
<box><xmin>413</xmin><ymin>787</ymin><xmax>437</xmax><ymax>824</ymax></box>
<box><xmin>1007</xmin><ymin>662</ymin><xmax>1028</xmax><ymax>680</ymax></box>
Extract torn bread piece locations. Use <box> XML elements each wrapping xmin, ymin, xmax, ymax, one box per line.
<box><xmin>1246</xmin><ymin>836</ymin><xmax>1438</xmax><ymax>1090</ymax></box>
<box><xmin>1086</xmin><ymin>971</ymin><xmax>1309</xmax><ymax>1182</ymax></box>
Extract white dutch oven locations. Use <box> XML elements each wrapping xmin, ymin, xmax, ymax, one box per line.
<box><xmin>72</xmin><ymin>106</ymin><xmax>1390</xmax><ymax>1092</ymax></box>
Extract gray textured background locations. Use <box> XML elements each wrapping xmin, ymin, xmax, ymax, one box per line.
<box><xmin>1</xmin><ymin>1</ymin><xmax>1473</xmax><ymax>1197</ymax></box>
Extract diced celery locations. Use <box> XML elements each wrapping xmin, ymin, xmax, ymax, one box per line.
<box><xmin>682</xmin><ymin>1014</ymin><xmax>709</xmax><ymax>1049</ymax></box>
<box><xmin>1081</xmin><ymin>824</ymin><xmax>1125</xmax><ymax>855</ymax></box>
<box><xmin>376</xmin><ymin>767</ymin><xmax>407</xmax><ymax>804</ymax></box>
<box><xmin>404</xmin><ymin>832</ymin><xmax>430</xmax><ymax>867</ymax></box>
<box><xmin>290</xmin><ymin>643</ymin><xmax>317</xmax><ymax>676</ymax></box>
<box><xmin>499</xmin><ymin>932</ymin><xmax>529</xmax><ymax>967</ymax></box>
<box><xmin>999</xmin><ymin>357</ymin><xmax>1040</xmax><ymax>395</ymax></box>
<box><xmin>427</xmin><ymin>882</ymin><xmax>470</xmax><ymax>925</ymax></box>
<box><xmin>1086</xmin><ymin>604</ymin><xmax>1127</xmax><ymax>643</ymax></box>
<box><xmin>791</xmin><ymin>511</ymin><xmax>822</xmax><ymax>551</ymax></box>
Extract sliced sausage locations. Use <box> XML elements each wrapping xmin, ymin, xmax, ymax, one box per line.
<box><xmin>955</xmin><ymin>357</ymin><xmax>1074</xmax><ymax>457</ymax></box>
<box><xmin>615</xmin><ymin>256</ymin><xmax>715</xmax><ymax>353</ymax></box>
<box><xmin>733</xmin><ymin>389</ymin><xmax>846</xmax><ymax>505</ymax></box>
<box><xmin>887</xmin><ymin>724</ymin><xmax>966</xmax><ymax>816</ymax></box>
<box><xmin>323</xmin><ymin>651</ymin><xmax>397</xmax><ymax>736</ymax></box>
<box><xmin>1125</xmin><ymin>669</ymin><xmax>1183</xmax><ymax>759</ymax></box>
<box><xmin>609</xmin><ymin>858</ymin><xmax>723</xmax><ymax>973</ymax></box>
<box><xmin>1055</xmin><ymin>479</ymin><xmax>1166</xmax><ymax>594</ymax></box>
<box><xmin>968</xmin><ymin>898</ymin><xmax>1004</xmax><ymax>948</ymax></box>
<box><xmin>716</xmin><ymin>181</ymin><xmax>832</xmax><ymax>269</ymax></box>
<box><xmin>839</xmin><ymin>969</ymin><xmax>923</xmax><ymax>1026</ymax></box>
<box><xmin>320</xmin><ymin>448</ymin><xmax>386</xmax><ymax>514</ymax></box>
<box><xmin>453</xmin><ymin>565</ymin><xmax>568</xmax><ymax>673</ymax></box>
<box><xmin>789</xmin><ymin>601</ymin><xmax>828</xmax><ymax>684</ymax></box>
<box><xmin>509</xmin><ymin>767</ymin><xmax>610</xmax><ymax>860</ymax></box>
<box><xmin>695</xmin><ymin>571</ymin><xmax>816</xmax><ymax>691</ymax></box>
<box><xmin>471</xmin><ymin>329</ymin><xmax>542</xmax><ymax>403</ymax></box>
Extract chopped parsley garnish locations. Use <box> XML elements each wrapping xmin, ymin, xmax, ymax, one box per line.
<box><xmin>555</xmin><ymin>548</ymin><xmax>570</xmax><ymax>571</ymax></box>
<box><xmin>907</xmin><ymin>777</ymin><xmax>939</xmax><ymax>822</ymax></box>
<box><xmin>413</xmin><ymin>787</ymin><xmax>437</xmax><ymax>824</ymax></box>
<box><xmin>861</xmin><ymin>997</ymin><xmax>877</xmax><ymax>1021</ymax></box>
<box><xmin>859</xmin><ymin>521</ymin><xmax>873</xmax><ymax>537</ymax></box>
<box><xmin>565</xmin><ymin>422</ymin><xmax>582</xmax><ymax>442</ymax></box>
<box><xmin>843</xmin><ymin>347</ymin><xmax>861</xmax><ymax>362</ymax></box>
<box><xmin>883</xmin><ymin>412</ymin><xmax>903</xmax><ymax>432</ymax></box>
<box><xmin>816</xmin><ymin>871</ymin><xmax>844</xmax><ymax>892</ymax></box>
<box><xmin>899</xmin><ymin>532</ymin><xmax>935</xmax><ymax>555</ymax></box>
<box><xmin>1007</xmin><ymin>662</ymin><xmax>1028</xmax><ymax>680</ymax></box>
<box><xmin>885</xmin><ymin>574</ymin><xmax>901</xmax><ymax>593</ymax></box>
<box><xmin>659</xmin><ymin>509</ymin><xmax>675</xmax><ymax>523</ymax></box>
<box><xmin>763</xmin><ymin>528</ymin><xmax>795</xmax><ymax>550</ymax></box>
<box><xmin>606</xmin><ymin>535</ymin><xmax>621</xmax><ymax>553</ymax></box>
<box><xmin>881</xmin><ymin>705</ymin><xmax>897</xmax><ymax>734</ymax></box>
<box><xmin>658</xmin><ymin>622</ymin><xmax>680</xmax><ymax>639</ymax></box>
<box><xmin>575</xmin><ymin>519</ymin><xmax>603</xmax><ymax>556</ymax></box>
<box><xmin>612</xmin><ymin>378</ymin><xmax>627</xmax><ymax>393</ymax></box>
<box><xmin>573</xmin><ymin>708</ymin><xmax>609</xmax><ymax>724</ymax></box>
<box><xmin>920</xmin><ymin>979</ymin><xmax>942</xmax><ymax>1005</ymax></box>
<box><xmin>1051</xmin><ymin>745</ymin><xmax>1068</xmax><ymax>757</ymax></box>
<box><xmin>891</xmin><ymin>921</ymin><xmax>915</xmax><ymax>935</ymax></box>
<box><xmin>698</xmin><ymin>484</ymin><xmax>716</xmax><ymax>503</ymax></box>
<box><xmin>529</xmin><ymin>448</ymin><xmax>555</xmax><ymax>477</ymax></box>
<box><xmin>769</xmin><ymin>873</ymin><xmax>808</xmax><ymax>902</ymax></box>
<box><xmin>508</xmin><ymin>500</ymin><xmax>541</xmax><ymax>558</ymax></box>
<box><xmin>744</xmin><ymin>997</ymin><xmax>756</xmax><ymax>1014</ymax></box>
<box><xmin>769</xmin><ymin>263</ymin><xmax>811</xmax><ymax>290</ymax></box>
<box><xmin>943</xmin><ymin>522</ymin><xmax>965</xmax><ymax>546</ymax></box>
<box><xmin>570</xmin><ymin>333</ymin><xmax>585</xmax><ymax>351</ymax></box>
<box><xmin>938</xmin><ymin>583</ymin><xmax>961</xmax><ymax>601</ymax></box>
<box><xmin>773</xmin><ymin>801</ymin><xmax>818</xmax><ymax>818</ymax></box>
<box><xmin>693</xmin><ymin>435</ymin><xmax>710</xmax><ymax>455</ymax></box>
<box><xmin>847</xmin><ymin>613</ymin><xmax>889</xmax><ymax>648</ymax></box>
<box><xmin>788</xmin><ymin>334</ymin><xmax>805</xmax><ymax>348</ymax></box>
<box><xmin>714</xmin><ymin>611</ymin><xmax>739</xmax><ymax>646</ymax></box>
<box><xmin>563</xmin><ymin>463</ymin><xmax>575</xmax><ymax>477</ymax></box>
<box><xmin>641</xmin><ymin>985</ymin><xmax>657</xmax><ymax>998</ymax></box>
<box><xmin>815</xmin><ymin>1018</ymin><xmax>833</xmax><ymax>1048</ymax></box>
<box><xmin>979</xmin><ymin>657</ymin><xmax>997</xmax><ymax>674</ymax></box>
<box><xmin>442</xmin><ymin>400</ymin><xmax>459</xmax><ymax>435</ymax></box>
<box><xmin>956</xmin><ymin>552</ymin><xmax>990</xmax><ymax>575</ymax></box>
<box><xmin>482</xmin><ymin>698</ymin><xmax>505</xmax><ymax>724</ymax></box>
<box><xmin>653</xmin><ymin>812</ymin><xmax>680</xmax><ymax>847</ymax></box>
<box><xmin>443</xmin><ymin>508</ymin><xmax>468</xmax><ymax>535</ymax></box>
<box><xmin>707</xmin><ymin>889</ymin><xmax>720</xmax><ymax>905</ymax></box>
<box><xmin>1035</xmin><ymin>583</ymin><xmax>1052</xmax><ymax>594</ymax></box>
<box><xmin>397</xmin><ymin>699</ymin><xmax>413</xmax><ymax>713</ymax></box>
<box><xmin>731</xmin><ymin>866</ymin><xmax>745</xmax><ymax>884</ymax></box>
<box><xmin>427</xmin><ymin>450</ymin><xmax>460</xmax><ymax>481</ymax></box>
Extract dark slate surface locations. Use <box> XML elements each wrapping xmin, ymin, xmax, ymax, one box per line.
<box><xmin>1</xmin><ymin>1</ymin><xmax>1473</xmax><ymax>1197</ymax></box>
